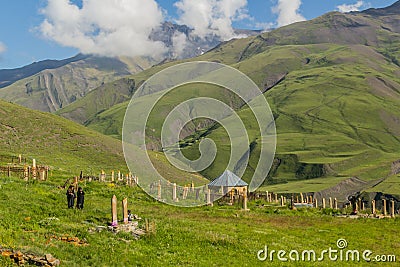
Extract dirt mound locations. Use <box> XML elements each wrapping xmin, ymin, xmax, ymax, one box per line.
<box><xmin>313</xmin><ymin>177</ymin><xmax>370</xmax><ymax>203</ymax></box>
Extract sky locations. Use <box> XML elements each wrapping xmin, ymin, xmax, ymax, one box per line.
<box><xmin>0</xmin><ymin>0</ymin><xmax>397</xmax><ymax>69</ymax></box>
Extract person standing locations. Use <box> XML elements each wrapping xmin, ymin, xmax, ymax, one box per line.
<box><xmin>76</xmin><ymin>187</ymin><xmax>85</xmax><ymax>209</ymax></box>
<box><xmin>66</xmin><ymin>185</ymin><xmax>75</xmax><ymax>208</ymax></box>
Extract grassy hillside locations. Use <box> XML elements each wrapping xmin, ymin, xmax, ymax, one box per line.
<box><xmin>0</xmin><ymin>100</ymin><xmax>125</xmax><ymax>173</ymax></box>
<box><xmin>0</xmin><ymin>99</ymin><xmax>206</xmax><ymax>185</ymax></box>
<box><xmin>77</xmin><ymin>43</ymin><xmax>400</xmax><ymax>190</ymax></box>
<box><xmin>55</xmin><ymin>78</ymin><xmax>137</xmax><ymax>125</ymax></box>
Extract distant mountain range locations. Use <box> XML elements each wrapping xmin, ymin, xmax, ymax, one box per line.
<box><xmin>0</xmin><ymin>53</ymin><xmax>89</xmax><ymax>88</ymax></box>
<box><xmin>0</xmin><ymin>22</ymin><xmax>260</xmax><ymax>112</ymax></box>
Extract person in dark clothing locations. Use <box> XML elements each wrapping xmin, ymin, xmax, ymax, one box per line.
<box><xmin>66</xmin><ymin>185</ymin><xmax>75</xmax><ymax>208</ymax></box>
<box><xmin>76</xmin><ymin>187</ymin><xmax>85</xmax><ymax>209</ymax></box>
<box><xmin>128</xmin><ymin>210</ymin><xmax>134</xmax><ymax>222</ymax></box>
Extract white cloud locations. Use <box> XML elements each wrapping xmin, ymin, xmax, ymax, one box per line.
<box><xmin>172</xmin><ymin>32</ymin><xmax>188</xmax><ymax>58</ymax></box>
<box><xmin>254</xmin><ymin>22</ymin><xmax>274</xmax><ymax>31</ymax></box>
<box><xmin>337</xmin><ymin>1</ymin><xmax>364</xmax><ymax>13</ymax></box>
<box><xmin>174</xmin><ymin>0</ymin><xmax>249</xmax><ymax>40</ymax></box>
<box><xmin>272</xmin><ymin>0</ymin><xmax>306</xmax><ymax>27</ymax></box>
<box><xmin>0</xmin><ymin>42</ymin><xmax>6</xmax><ymax>54</ymax></box>
<box><xmin>39</xmin><ymin>0</ymin><xmax>167</xmax><ymax>58</ymax></box>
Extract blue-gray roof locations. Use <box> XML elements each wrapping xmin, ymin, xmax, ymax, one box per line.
<box><xmin>208</xmin><ymin>170</ymin><xmax>248</xmax><ymax>187</ymax></box>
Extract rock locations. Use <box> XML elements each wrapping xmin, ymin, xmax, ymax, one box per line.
<box><xmin>48</xmin><ymin>258</ymin><xmax>60</xmax><ymax>266</ymax></box>
<box><xmin>2</xmin><ymin>250</ymin><xmax>12</xmax><ymax>257</ymax></box>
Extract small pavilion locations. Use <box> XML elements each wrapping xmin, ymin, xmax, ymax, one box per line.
<box><xmin>208</xmin><ymin>170</ymin><xmax>248</xmax><ymax>196</ymax></box>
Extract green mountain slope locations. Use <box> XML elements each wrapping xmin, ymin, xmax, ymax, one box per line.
<box><xmin>55</xmin><ymin>2</ymin><xmax>400</xmax><ymax>191</ymax></box>
<box><xmin>0</xmin><ymin>100</ymin><xmax>125</xmax><ymax>172</ymax></box>
<box><xmin>0</xmin><ymin>99</ymin><xmax>206</xmax><ymax>184</ymax></box>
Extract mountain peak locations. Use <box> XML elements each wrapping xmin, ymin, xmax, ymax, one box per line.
<box><xmin>362</xmin><ymin>0</ymin><xmax>400</xmax><ymax>15</ymax></box>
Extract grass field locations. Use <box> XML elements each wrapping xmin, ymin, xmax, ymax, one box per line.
<box><xmin>0</xmin><ymin>174</ymin><xmax>399</xmax><ymax>266</ymax></box>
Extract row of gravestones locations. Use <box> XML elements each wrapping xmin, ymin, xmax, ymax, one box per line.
<box><xmin>88</xmin><ymin>170</ymin><xmax>138</xmax><ymax>186</ymax></box>
<box><xmin>260</xmin><ymin>192</ymin><xmax>397</xmax><ymax>217</ymax></box>
<box><xmin>0</xmin><ymin>158</ymin><xmax>49</xmax><ymax>181</ymax></box>
<box><xmin>150</xmin><ymin>181</ymin><xmax>250</xmax><ymax>210</ymax></box>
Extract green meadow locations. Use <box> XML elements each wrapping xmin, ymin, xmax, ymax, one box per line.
<box><xmin>0</xmin><ymin>174</ymin><xmax>399</xmax><ymax>266</ymax></box>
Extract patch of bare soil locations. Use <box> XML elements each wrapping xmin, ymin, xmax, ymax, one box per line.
<box><xmin>314</xmin><ymin>177</ymin><xmax>370</xmax><ymax>203</ymax></box>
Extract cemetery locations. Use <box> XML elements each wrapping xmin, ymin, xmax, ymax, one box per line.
<box><xmin>0</xmin><ymin>154</ymin><xmax>398</xmax><ymax>266</ymax></box>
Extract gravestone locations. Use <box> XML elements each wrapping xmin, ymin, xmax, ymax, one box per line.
<box><xmin>74</xmin><ymin>176</ymin><xmax>78</xmax><ymax>190</ymax></box>
<box><xmin>184</xmin><ymin>187</ymin><xmax>188</xmax><ymax>199</ymax></box>
<box><xmin>383</xmin><ymin>199</ymin><xmax>387</xmax><ymax>216</ymax></box>
<box><xmin>39</xmin><ymin>169</ymin><xmax>45</xmax><ymax>181</ymax></box>
<box><xmin>391</xmin><ymin>200</ymin><xmax>395</xmax><ymax>218</ymax></box>
<box><xmin>23</xmin><ymin>165</ymin><xmax>28</xmax><ymax>181</ymax></box>
<box><xmin>100</xmin><ymin>170</ymin><xmax>106</xmax><ymax>182</ymax></box>
<box><xmin>111</xmin><ymin>195</ymin><xmax>118</xmax><ymax>226</ymax></box>
<box><xmin>243</xmin><ymin>188</ymin><xmax>249</xmax><ymax>211</ymax></box>
<box><xmin>157</xmin><ymin>180</ymin><xmax>161</xmax><ymax>200</ymax></box>
<box><xmin>371</xmin><ymin>200</ymin><xmax>376</xmax><ymax>215</ymax></box>
<box><xmin>32</xmin><ymin>159</ymin><xmax>37</xmax><ymax>180</ymax></box>
<box><xmin>229</xmin><ymin>189</ymin><xmax>234</xmax><ymax>205</ymax></box>
<box><xmin>122</xmin><ymin>198</ymin><xmax>128</xmax><ymax>224</ymax></box>
<box><xmin>173</xmin><ymin>183</ymin><xmax>177</xmax><ymax>202</ymax></box>
<box><xmin>207</xmin><ymin>188</ymin><xmax>212</xmax><ymax>206</ymax></box>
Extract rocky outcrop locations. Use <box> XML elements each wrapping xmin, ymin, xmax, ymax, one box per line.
<box><xmin>1</xmin><ymin>248</ymin><xmax>60</xmax><ymax>266</ymax></box>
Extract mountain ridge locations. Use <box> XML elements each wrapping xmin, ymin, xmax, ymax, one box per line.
<box><xmin>0</xmin><ymin>54</ymin><xmax>89</xmax><ymax>88</ymax></box>
<box><xmin>0</xmin><ymin>22</ymin><xmax>260</xmax><ymax>112</ymax></box>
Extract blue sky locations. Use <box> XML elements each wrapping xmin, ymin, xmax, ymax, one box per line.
<box><xmin>0</xmin><ymin>0</ymin><xmax>397</xmax><ymax>69</ymax></box>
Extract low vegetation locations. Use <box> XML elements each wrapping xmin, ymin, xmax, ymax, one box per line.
<box><xmin>0</xmin><ymin>174</ymin><xmax>399</xmax><ymax>266</ymax></box>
